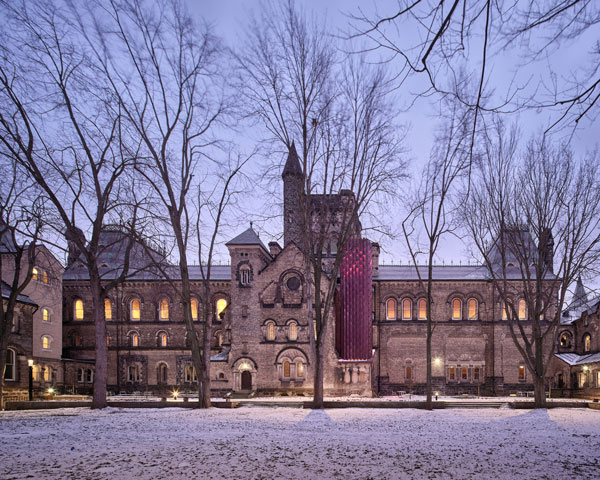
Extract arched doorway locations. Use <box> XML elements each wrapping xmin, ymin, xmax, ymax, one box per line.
<box><xmin>241</xmin><ymin>370</ymin><xmax>252</xmax><ymax>390</ymax></box>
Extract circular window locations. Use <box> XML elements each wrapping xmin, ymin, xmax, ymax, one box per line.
<box><xmin>286</xmin><ymin>276</ymin><xmax>300</xmax><ymax>291</ymax></box>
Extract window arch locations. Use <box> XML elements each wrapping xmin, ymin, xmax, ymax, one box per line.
<box><xmin>74</xmin><ymin>299</ymin><xmax>84</xmax><ymax>320</ymax></box>
<box><xmin>4</xmin><ymin>348</ymin><xmax>16</xmax><ymax>381</ymax></box>
<box><xmin>518</xmin><ymin>299</ymin><xmax>527</xmax><ymax>320</ymax></box>
<box><xmin>130</xmin><ymin>298</ymin><xmax>141</xmax><ymax>321</ymax></box>
<box><xmin>451</xmin><ymin>298</ymin><xmax>462</xmax><ymax>320</ymax></box>
<box><xmin>583</xmin><ymin>333</ymin><xmax>592</xmax><ymax>352</ymax></box>
<box><xmin>288</xmin><ymin>321</ymin><xmax>298</xmax><ymax>341</ymax></box>
<box><xmin>283</xmin><ymin>360</ymin><xmax>291</xmax><ymax>378</ymax></box>
<box><xmin>191</xmin><ymin>298</ymin><xmax>199</xmax><ymax>321</ymax></box>
<box><xmin>158</xmin><ymin>331</ymin><xmax>168</xmax><ymax>348</ymax></box>
<box><xmin>467</xmin><ymin>298</ymin><xmax>478</xmax><ymax>320</ymax></box>
<box><xmin>266</xmin><ymin>321</ymin><xmax>275</xmax><ymax>341</ymax></box>
<box><xmin>406</xmin><ymin>365</ymin><xmax>412</xmax><ymax>381</ymax></box>
<box><xmin>159</xmin><ymin>298</ymin><xmax>169</xmax><ymax>321</ymax></box>
<box><xmin>386</xmin><ymin>299</ymin><xmax>397</xmax><ymax>320</ymax></box>
<box><xmin>215</xmin><ymin>298</ymin><xmax>228</xmax><ymax>320</ymax></box>
<box><xmin>417</xmin><ymin>299</ymin><xmax>427</xmax><ymax>320</ymax></box>
<box><xmin>157</xmin><ymin>362</ymin><xmax>168</xmax><ymax>384</ymax></box>
<box><xmin>42</xmin><ymin>335</ymin><xmax>51</xmax><ymax>350</ymax></box>
<box><xmin>402</xmin><ymin>299</ymin><xmax>412</xmax><ymax>320</ymax></box>
<box><xmin>104</xmin><ymin>299</ymin><xmax>112</xmax><ymax>320</ymax></box>
<box><xmin>559</xmin><ymin>331</ymin><xmax>573</xmax><ymax>348</ymax></box>
<box><xmin>129</xmin><ymin>331</ymin><xmax>140</xmax><ymax>348</ymax></box>
<box><xmin>42</xmin><ymin>307</ymin><xmax>50</xmax><ymax>323</ymax></box>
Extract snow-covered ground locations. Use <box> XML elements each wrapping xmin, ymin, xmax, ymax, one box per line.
<box><xmin>1</xmin><ymin>406</ymin><xmax>599</xmax><ymax>479</ymax></box>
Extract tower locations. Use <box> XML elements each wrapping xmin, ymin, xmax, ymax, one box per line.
<box><xmin>282</xmin><ymin>142</ymin><xmax>303</xmax><ymax>248</ymax></box>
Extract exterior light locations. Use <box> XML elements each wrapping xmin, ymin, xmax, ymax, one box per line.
<box><xmin>171</xmin><ymin>389</ymin><xmax>179</xmax><ymax>400</ymax></box>
<box><xmin>434</xmin><ymin>358</ymin><xmax>441</xmax><ymax>366</ymax></box>
<box><xmin>47</xmin><ymin>387</ymin><xmax>55</xmax><ymax>394</ymax></box>
<box><xmin>583</xmin><ymin>366</ymin><xmax>589</xmax><ymax>372</ymax></box>
<box><xmin>27</xmin><ymin>359</ymin><xmax>34</xmax><ymax>367</ymax></box>
<box><xmin>435</xmin><ymin>392</ymin><xmax>439</xmax><ymax>401</ymax></box>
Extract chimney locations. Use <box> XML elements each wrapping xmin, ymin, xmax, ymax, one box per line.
<box><xmin>371</xmin><ymin>242</ymin><xmax>380</xmax><ymax>277</ymax></box>
<box><xmin>268</xmin><ymin>241</ymin><xmax>282</xmax><ymax>257</ymax></box>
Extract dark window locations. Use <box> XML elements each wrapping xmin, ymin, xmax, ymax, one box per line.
<box><xmin>286</xmin><ymin>277</ymin><xmax>300</xmax><ymax>291</ymax></box>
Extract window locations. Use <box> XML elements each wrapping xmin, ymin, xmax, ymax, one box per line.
<box><xmin>452</xmin><ymin>299</ymin><xmax>461</xmax><ymax>320</ymax></box>
<box><xmin>191</xmin><ymin>298</ymin><xmax>198</xmax><ymax>321</ymax></box>
<box><xmin>43</xmin><ymin>366</ymin><xmax>52</xmax><ymax>382</ymax></box>
<box><xmin>468</xmin><ymin>299</ymin><xmax>478</xmax><ymax>320</ymax></box>
<box><xmin>597</xmin><ymin>371</ymin><xmax>600</xmax><ymax>388</ymax></box>
<box><xmin>4</xmin><ymin>348</ymin><xmax>16</xmax><ymax>381</ymax></box>
<box><xmin>266</xmin><ymin>322</ymin><xmax>275</xmax><ymax>341</ymax></box>
<box><xmin>240</xmin><ymin>267</ymin><xmax>251</xmax><ymax>285</ymax></box>
<box><xmin>157</xmin><ymin>363</ymin><xmax>168</xmax><ymax>384</ymax></box>
<box><xmin>43</xmin><ymin>271</ymin><xmax>48</xmax><ymax>284</ymax></box>
<box><xmin>130</xmin><ymin>332</ymin><xmax>140</xmax><ymax>347</ymax></box>
<box><xmin>216</xmin><ymin>331</ymin><xmax>223</xmax><ymax>347</ymax></box>
<box><xmin>130</xmin><ymin>299</ymin><xmax>141</xmax><ymax>321</ymax></box>
<box><xmin>286</xmin><ymin>276</ymin><xmax>300</xmax><ymax>291</ymax></box>
<box><xmin>583</xmin><ymin>334</ymin><xmax>591</xmax><ymax>352</ymax></box>
<box><xmin>418</xmin><ymin>299</ymin><xmax>426</xmax><ymax>320</ymax></box>
<box><xmin>104</xmin><ymin>299</ymin><xmax>112</xmax><ymax>320</ymax></box>
<box><xmin>461</xmin><ymin>367</ymin><xmax>468</xmax><ymax>381</ymax></box>
<box><xmin>32</xmin><ymin>267</ymin><xmax>39</xmax><ymax>281</ymax></box>
<box><xmin>402</xmin><ymin>299</ymin><xmax>412</xmax><ymax>320</ymax></box>
<box><xmin>289</xmin><ymin>321</ymin><xmax>297</xmax><ymax>341</ymax></box>
<box><xmin>386</xmin><ymin>299</ymin><xmax>397</xmax><ymax>320</ymax></box>
<box><xmin>184</xmin><ymin>364</ymin><xmax>197</xmax><ymax>382</ymax></box>
<box><xmin>502</xmin><ymin>301</ymin><xmax>509</xmax><ymax>320</ymax></box>
<box><xmin>42</xmin><ymin>308</ymin><xmax>50</xmax><ymax>323</ymax></box>
<box><xmin>77</xmin><ymin>368</ymin><xmax>84</xmax><ymax>383</ymax></box>
<box><xmin>518</xmin><ymin>299</ymin><xmax>527</xmax><ymax>320</ymax></box>
<box><xmin>42</xmin><ymin>335</ymin><xmax>51</xmax><ymax>350</ymax></box>
<box><xmin>10</xmin><ymin>316</ymin><xmax>19</xmax><ymax>333</ymax></box>
<box><xmin>32</xmin><ymin>365</ymin><xmax>41</xmax><ymax>381</ymax></box>
<box><xmin>106</xmin><ymin>335</ymin><xmax>110</xmax><ymax>346</ymax></box>
<box><xmin>518</xmin><ymin>365</ymin><xmax>525</xmax><ymax>381</ymax></box>
<box><xmin>158</xmin><ymin>332</ymin><xmax>168</xmax><ymax>348</ymax></box>
<box><xmin>559</xmin><ymin>332</ymin><xmax>572</xmax><ymax>348</ymax></box>
<box><xmin>473</xmin><ymin>367</ymin><xmax>480</xmax><ymax>381</ymax></box>
<box><xmin>86</xmin><ymin>368</ymin><xmax>94</xmax><ymax>383</ymax></box>
<box><xmin>72</xmin><ymin>333</ymin><xmax>82</xmax><ymax>347</ymax></box>
<box><xmin>216</xmin><ymin>298</ymin><xmax>227</xmax><ymax>320</ymax></box>
<box><xmin>297</xmin><ymin>361</ymin><xmax>304</xmax><ymax>378</ymax></box>
<box><xmin>127</xmin><ymin>365</ymin><xmax>140</xmax><ymax>383</ymax></box>
<box><xmin>283</xmin><ymin>360</ymin><xmax>291</xmax><ymax>378</ymax></box>
<box><xmin>539</xmin><ymin>300</ymin><xmax>544</xmax><ymax>320</ymax></box>
<box><xmin>406</xmin><ymin>365</ymin><xmax>412</xmax><ymax>380</ymax></box>
<box><xmin>449</xmin><ymin>366</ymin><xmax>455</xmax><ymax>381</ymax></box>
<box><xmin>159</xmin><ymin>299</ymin><xmax>169</xmax><ymax>321</ymax></box>
<box><xmin>74</xmin><ymin>299</ymin><xmax>84</xmax><ymax>320</ymax></box>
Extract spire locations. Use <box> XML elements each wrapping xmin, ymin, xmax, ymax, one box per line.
<box><xmin>282</xmin><ymin>141</ymin><xmax>302</xmax><ymax>178</ymax></box>
<box><xmin>572</xmin><ymin>276</ymin><xmax>588</xmax><ymax>308</ymax></box>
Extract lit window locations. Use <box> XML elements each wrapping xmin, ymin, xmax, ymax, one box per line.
<box><xmin>43</xmin><ymin>366</ymin><xmax>52</xmax><ymax>382</ymax></box>
<box><xmin>452</xmin><ymin>299</ymin><xmax>461</xmax><ymax>320</ymax></box>
<box><xmin>32</xmin><ymin>267</ymin><xmax>39</xmax><ymax>281</ymax></box>
<box><xmin>402</xmin><ymin>299</ymin><xmax>412</xmax><ymax>320</ymax></box>
<box><xmin>386</xmin><ymin>299</ymin><xmax>397</xmax><ymax>320</ymax></box>
<box><xmin>130</xmin><ymin>299</ymin><xmax>141</xmax><ymax>321</ymax></box>
<box><xmin>43</xmin><ymin>271</ymin><xmax>48</xmax><ymax>284</ymax></box>
<box><xmin>4</xmin><ymin>348</ymin><xmax>16</xmax><ymax>381</ymax></box>
<box><xmin>106</xmin><ymin>335</ymin><xmax>110</xmax><ymax>346</ymax></box>
<box><xmin>267</xmin><ymin>322</ymin><xmax>275</xmax><ymax>341</ymax></box>
<box><xmin>160</xmin><ymin>299</ymin><xmax>169</xmax><ymax>320</ymax></box>
<box><xmin>32</xmin><ymin>365</ymin><xmax>41</xmax><ymax>381</ymax></box>
<box><xmin>283</xmin><ymin>360</ymin><xmax>290</xmax><ymax>378</ymax></box>
<box><xmin>185</xmin><ymin>364</ymin><xmax>197</xmax><ymax>382</ymax></box>
<box><xmin>461</xmin><ymin>367</ymin><xmax>468</xmax><ymax>380</ymax></box>
<box><xmin>449</xmin><ymin>366</ymin><xmax>455</xmax><ymax>380</ymax></box>
<box><xmin>104</xmin><ymin>299</ymin><xmax>112</xmax><ymax>320</ymax></box>
<box><xmin>216</xmin><ymin>298</ymin><xmax>227</xmax><ymax>319</ymax></box>
<box><xmin>159</xmin><ymin>332</ymin><xmax>168</xmax><ymax>347</ymax></box>
<box><xmin>502</xmin><ymin>301</ymin><xmax>509</xmax><ymax>320</ymax></box>
<box><xmin>560</xmin><ymin>332</ymin><xmax>572</xmax><ymax>348</ymax></box>
<box><xmin>518</xmin><ymin>365</ymin><xmax>525</xmax><ymax>380</ymax></box>
<box><xmin>418</xmin><ymin>299</ymin><xmax>426</xmax><ymax>320</ymax></box>
<box><xmin>297</xmin><ymin>361</ymin><xmax>304</xmax><ymax>378</ymax></box>
<box><xmin>539</xmin><ymin>301</ymin><xmax>544</xmax><ymax>320</ymax></box>
<box><xmin>42</xmin><ymin>308</ymin><xmax>50</xmax><ymax>322</ymax></box>
<box><xmin>130</xmin><ymin>332</ymin><xmax>140</xmax><ymax>347</ymax></box>
<box><xmin>518</xmin><ymin>299</ymin><xmax>527</xmax><ymax>320</ymax></box>
<box><xmin>216</xmin><ymin>331</ymin><xmax>223</xmax><ymax>347</ymax></box>
<box><xmin>289</xmin><ymin>321</ymin><xmax>297</xmax><ymax>340</ymax></box>
<box><xmin>468</xmin><ymin>299</ymin><xmax>478</xmax><ymax>320</ymax></box>
<box><xmin>583</xmin><ymin>334</ymin><xmax>591</xmax><ymax>352</ymax></box>
<box><xmin>191</xmin><ymin>298</ymin><xmax>198</xmax><ymax>321</ymax></box>
<box><xmin>157</xmin><ymin>363</ymin><xmax>168</xmax><ymax>383</ymax></box>
<box><xmin>42</xmin><ymin>335</ymin><xmax>51</xmax><ymax>349</ymax></box>
<box><xmin>406</xmin><ymin>365</ymin><xmax>412</xmax><ymax>380</ymax></box>
<box><xmin>74</xmin><ymin>299</ymin><xmax>84</xmax><ymax>320</ymax></box>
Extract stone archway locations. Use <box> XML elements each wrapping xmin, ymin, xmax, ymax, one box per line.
<box><xmin>241</xmin><ymin>370</ymin><xmax>252</xmax><ymax>390</ymax></box>
<box><xmin>232</xmin><ymin>358</ymin><xmax>257</xmax><ymax>391</ymax></box>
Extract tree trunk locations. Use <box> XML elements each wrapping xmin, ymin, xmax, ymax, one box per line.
<box><xmin>313</xmin><ymin>344</ymin><xmax>324</xmax><ymax>409</ymax></box>
<box><xmin>90</xmin><ymin>277</ymin><xmax>107</xmax><ymax>409</ymax></box>
<box><xmin>0</xmin><ymin>326</ymin><xmax>10</xmax><ymax>410</ymax></box>
<box><xmin>425</xmin><ymin>324</ymin><xmax>432</xmax><ymax>410</ymax></box>
<box><xmin>199</xmin><ymin>315</ymin><xmax>212</xmax><ymax>408</ymax></box>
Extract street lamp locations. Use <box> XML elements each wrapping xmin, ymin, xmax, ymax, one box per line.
<box><xmin>27</xmin><ymin>359</ymin><xmax>34</xmax><ymax>401</ymax></box>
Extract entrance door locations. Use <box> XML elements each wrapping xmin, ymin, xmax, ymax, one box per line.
<box><xmin>241</xmin><ymin>370</ymin><xmax>252</xmax><ymax>390</ymax></box>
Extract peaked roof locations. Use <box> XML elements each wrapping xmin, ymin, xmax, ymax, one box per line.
<box><xmin>1</xmin><ymin>281</ymin><xmax>37</xmax><ymax>306</ymax></box>
<box><xmin>226</xmin><ymin>227</ymin><xmax>269</xmax><ymax>253</ymax></box>
<box><xmin>572</xmin><ymin>276</ymin><xmax>588</xmax><ymax>308</ymax></box>
<box><xmin>282</xmin><ymin>142</ymin><xmax>302</xmax><ymax>178</ymax></box>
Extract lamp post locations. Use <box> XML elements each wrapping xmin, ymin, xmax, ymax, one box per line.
<box><xmin>27</xmin><ymin>359</ymin><xmax>34</xmax><ymax>401</ymax></box>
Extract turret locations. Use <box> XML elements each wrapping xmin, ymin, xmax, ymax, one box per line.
<box><xmin>282</xmin><ymin>142</ymin><xmax>303</xmax><ymax>248</ymax></box>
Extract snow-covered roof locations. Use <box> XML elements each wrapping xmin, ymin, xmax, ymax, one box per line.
<box><xmin>561</xmin><ymin>296</ymin><xmax>600</xmax><ymax>325</ymax></box>
<box><xmin>555</xmin><ymin>352</ymin><xmax>600</xmax><ymax>366</ymax></box>
<box><xmin>210</xmin><ymin>348</ymin><xmax>230</xmax><ymax>362</ymax></box>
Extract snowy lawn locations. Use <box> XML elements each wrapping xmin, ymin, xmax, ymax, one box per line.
<box><xmin>1</xmin><ymin>406</ymin><xmax>599</xmax><ymax>479</ymax></box>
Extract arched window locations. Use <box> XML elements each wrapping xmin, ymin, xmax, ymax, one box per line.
<box><xmin>283</xmin><ymin>360</ymin><xmax>291</xmax><ymax>378</ymax></box>
<box><xmin>518</xmin><ymin>299</ymin><xmax>527</xmax><ymax>320</ymax></box>
<box><xmin>4</xmin><ymin>348</ymin><xmax>16</xmax><ymax>381</ymax></box>
<box><xmin>191</xmin><ymin>298</ymin><xmax>199</xmax><ymax>321</ymax></box>
<box><xmin>406</xmin><ymin>365</ymin><xmax>412</xmax><ymax>380</ymax></box>
<box><xmin>157</xmin><ymin>363</ymin><xmax>168</xmax><ymax>384</ymax></box>
<box><xmin>185</xmin><ymin>364</ymin><xmax>197</xmax><ymax>382</ymax></box>
<box><xmin>32</xmin><ymin>365</ymin><xmax>41</xmax><ymax>381</ymax></box>
<box><xmin>386</xmin><ymin>299</ymin><xmax>397</xmax><ymax>320</ymax></box>
<box><xmin>502</xmin><ymin>301</ymin><xmax>509</xmax><ymax>320</ymax></box>
<box><xmin>559</xmin><ymin>331</ymin><xmax>572</xmax><ymax>348</ymax></box>
<box><xmin>77</xmin><ymin>368</ymin><xmax>84</xmax><ymax>383</ymax></box>
<box><xmin>451</xmin><ymin>299</ymin><xmax>462</xmax><ymax>320</ymax></box>
<box><xmin>42</xmin><ymin>308</ymin><xmax>50</xmax><ymax>322</ymax></box>
<box><xmin>402</xmin><ymin>299</ymin><xmax>412</xmax><ymax>320</ymax></box>
<box><xmin>240</xmin><ymin>267</ymin><xmax>251</xmax><ymax>285</ymax></box>
<box><xmin>518</xmin><ymin>365</ymin><xmax>525</xmax><ymax>380</ymax></box>
<box><xmin>215</xmin><ymin>298</ymin><xmax>227</xmax><ymax>320</ymax></box>
<box><xmin>583</xmin><ymin>333</ymin><xmax>592</xmax><ymax>352</ymax></box>
<box><xmin>74</xmin><ymin>299</ymin><xmax>84</xmax><ymax>320</ymax></box>
<box><xmin>461</xmin><ymin>367</ymin><xmax>468</xmax><ymax>381</ymax></box>
<box><xmin>43</xmin><ymin>366</ymin><xmax>52</xmax><ymax>382</ymax></box>
<box><xmin>473</xmin><ymin>366</ymin><xmax>481</xmax><ymax>381</ymax></box>
<box><xmin>296</xmin><ymin>361</ymin><xmax>304</xmax><ymax>378</ymax></box>
<box><xmin>266</xmin><ymin>321</ymin><xmax>275</xmax><ymax>341</ymax></box>
<box><xmin>32</xmin><ymin>267</ymin><xmax>39</xmax><ymax>281</ymax></box>
<box><xmin>43</xmin><ymin>271</ymin><xmax>48</xmax><ymax>284</ymax></box>
<box><xmin>216</xmin><ymin>331</ymin><xmax>223</xmax><ymax>347</ymax></box>
<box><xmin>104</xmin><ymin>299</ymin><xmax>112</xmax><ymax>320</ymax></box>
<box><xmin>130</xmin><ymin>299</ymin><xmax>141</xmax><ymax>321</ymax></box>
<box><xmin>468</xmin><ymin>298</ymin><xmax>478</xmax><ymax>320</ymax></box>
<box><xmin>158</xmin><ymin>332</ymin><xmax>168</xmax><ymax>348</ymax></box>
<box><xmin>42</xmin><ymin>335</ymin><xmax>51</xmax><ymax>350</ymax></box>
<box><xmin>126</xmin><ymin>365</ymin><xmax>139</xmax><ymax>383</ymax></box>
<box><xmin>130</xmin><ymin>332</ymin><xmax>140</xmax><ymax>347</ymax></box>
<box><xmin>289</xmin><ymin>321</ymin><xmax>297</xmax><ymax>341</ymax></box>
<box><xmin>159</xmin><ymin>299</ymin><xmax>169</xmax><ymax>321</ymax></box>
<box><xmin>417</xmin><ymin>299</ymin><xmax>427</xmax><ymax>320</ymax></box>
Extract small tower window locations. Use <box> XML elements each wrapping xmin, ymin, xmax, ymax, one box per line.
<box><xmin>42</xmin><ymin>335</ymin><xmax>51</xmax><ymax>349</ymax></box>
<box><xmin>266</xmin><ymin>322</ymin><xmax>275</xmax><ymax>341</ymax></box>
<box><xmin>160</xmin><ymin>299</ymin><xmax>169</xmax><ymax>321</ymax></box>
<box><xmin>130</xmin><ymin>332</ymin><xmax>140</xmax><ymax>347</ymax></box>
<box><xmin>74</xmin><ymin>299</ymin><xmax>84</xmax><ymax>320</ymax></box>
<box><xmin>104</xmin><ymin>299</ymin><xmax>112</xmax><ymax>320</ymax></box>
<box><xmin>289</xmin><ymin>321</ymin><xmax>297</xmax><ymax>341</ymax></box>
<box><xmin>297</xmin><ymin>361</ymin><xmax>304</xmax><ymax>378</ymax></box>
<box><xmin>240</xmin><ymin>267</ymin><xmax>251</xmax><ymax>285</ymax></box>
<box><xmin>42</xmin><ymin>308</ymin><xmax>50</xmax><ymax>322</ymax></box>
<box><xmin>191</xmin><ymin>298</ymin><xmax>199</xmax><ymax>321</ymax></box>
<box><xmin>583</xmin><ymin>333</ymin><xmax>592</xmax><ymax>353</ymax></box>
<box><xmin>158</xmin><ymin>332</ymin><xmax>168</xmax><ymax>348</ymax></box>
<box><xmin>216</xmin><ymin>298</ymin><xmax>227</xmax><ymax>320</ymax></box>
<box><xmin>130</xmin><ymin>299</ymin><xmax>141</xmax><ymax>321</ymax></box>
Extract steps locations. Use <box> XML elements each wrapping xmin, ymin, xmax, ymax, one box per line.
<box><xmin>443</xmin><ymin>401</ymin><xmax>508</xmax><ymax>409</ymax></box>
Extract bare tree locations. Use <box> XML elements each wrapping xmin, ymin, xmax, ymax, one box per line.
<box><xmin>464</xmin><ymin>121</ymin><xmax>600</xmax><ymax>407</ymax></box>
<box><xmin>0</xmin><ymin>0</ymin><xmax>144</xmax><ymax>408</ymax></box>
<box><xmin>237</xmin><ymin>1</ymin><xmax>406</xmax><ymax>408</ymax></box>
<box><xmin>401</xmin><ymin>99</ymin><xmax>473</xmax><ymax>409</ymax></box>
<box><xmin>76</xmin><ymin>0</ymin><xmax>239</xmax><ymax>408</ymax></box>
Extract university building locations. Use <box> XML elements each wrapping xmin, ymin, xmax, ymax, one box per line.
<box><xmin>2</xmin><ymin>146</ymin><xmax>600</xmax><ymax>400</ymax></box>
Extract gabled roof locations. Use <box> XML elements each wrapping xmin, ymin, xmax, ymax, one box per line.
<box><xmin>282</xmin><ymin>142</ymin><xmax>302</xmax><ymax>178</ymax></box>
<box><xmin>555</xmin><ymin>352</ymin><xmax>600</xmax><ymax>366</ymax></box>
<box><xmin>1</xmin><ymin>281</ymin><xmax>37</xmax><ymax>306</ymax></box>
<box><xmin>226</xmin><ymin>227</ymin><xmax>269</xmax><ymax>254</ymax></box>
